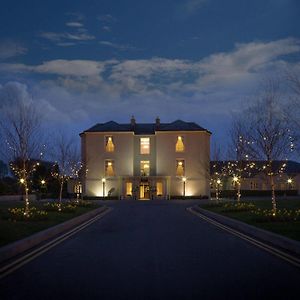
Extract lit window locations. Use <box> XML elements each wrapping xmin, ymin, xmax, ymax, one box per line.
<box><xmin>156</xmin><ymin>182</ymin><xmax>163</xmax><ymax>196</ymax></box>
<box><xmin>126</xmin><ymin>182</ymin><xmax>132</xmax><ymax>196</ymax></box>
<box><xmin>176</xmin><ymin>136</ymin><xmax>184</xmax><ymax>152</ymax></box>
<box><xmin>140</xmin><ymin>138</ymin><xmax>150</xmax><ymax>154</ymax></box>
<box><xmin>105</xmin><ymin>160</ymin><xmax>114</xmax><ymax>176</ymax></box>
<box><xmin>176</xmin><ymin>160</ymin><xmax>185</xmax><ymax>176</ymax></box>
<box><xmin>141</xmin><ymin>160</ymin><xmax>150</xmax><ymax>176</ymax></box>
<box><xmin>105</xmin><ymin>136</ymin><xmax>115</xmax><ymax>152</ymax></box>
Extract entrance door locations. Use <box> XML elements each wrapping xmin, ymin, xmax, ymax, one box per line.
<box><xmin>139</xmin><ymin>183</ymin><xmax>150</xmax><ymax>200</ymax></box>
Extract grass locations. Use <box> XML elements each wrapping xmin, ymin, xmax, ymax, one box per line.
<box><xmin>0</xmin><ymin>200</ymin><xmax>102</xmax><ymax>247</ymax></box>
<box><xmin>200</xmin><ymin>198</ymin><xmax>300</xmax><ymax>241</ymax></box>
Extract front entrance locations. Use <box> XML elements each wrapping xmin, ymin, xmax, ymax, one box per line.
<box><xmin>139</xmin><ymin>182</ymin><xmax>150</xmax><ymax>200</ymax></box>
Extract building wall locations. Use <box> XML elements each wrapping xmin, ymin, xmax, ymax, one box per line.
<box><xmin>83</xmin><ymin>132</ymin><xmax>134</xmax><ymax>196</ymax></box>
<box><xmin>82</xmin><ymin>130</ymin><xmax>211</xmax><ymax>198</ymax></box>
<box><xmin>156</xmin><ymin>131</ymin><xmax>210</xmax><ymax>197</ymax></box>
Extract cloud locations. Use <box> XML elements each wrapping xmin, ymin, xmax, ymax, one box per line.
<box><xmin>175</xmin><ymin>0</ymin><xmax>208</xmax><ymax>19</ymax></box>
<box><xmin>1</xmin><ymin>38</ymin><xmax>299</xmax><ymax>97</ymax></box>
<box><xmin>99</xmin><ymin>41</ymin><xmax>138</xmax><ymax>51</ymax></box>
<box><xmin>66</xmin><ymin>22</ymin><xmax>84</xmax><ymax>28</ymax></box>
<box><xmin>102</xmin><ymin>26</ymin><xmax>111</xmax><ymax>32</ymax></box>
<box><xmin>1</xmin><ymin>38</ymin><xmax>299</xmax><ymax>147</ymax></box>
<box><xmin>0</xmin><ymin>41</ymin><xmax>27</xmax><ymax>60</ymax></box>
<box><xmin>0</xmin><ymin>81</ymin><xmax>33</xmax><ymax>110</ymax></box>
<box><xmin>97</xmin><ymin>14</ymin><xmax>116</xmax><ymax>23</ymax></box>
<box><xmin>39</xmin><ymin>31</ymin><xmax>95</xmax><ymax>42</ymax></box>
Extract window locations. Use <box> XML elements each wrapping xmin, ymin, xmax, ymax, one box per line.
<box><xmin>140</xmin><ymin>137</ymin><xmax>150</xmax><ymax>154</ymax></box>
<box><xmin>105</xmin><ymin>136</ymin><xmax>115</xmax><ymax>152</ymax></box>
<box><xmin>176</xmin><ymin>160</ymin><xmax>185</xmax><ymax>176</ymax></box>
<box><xmin>126</xmin><ymin>182</ymin><xmax>132</xmax><ymax>196</ymax></box>
<box><xmin>105</xmin><ymin>160</ymin><xmax>114</xmax><ymax>176</ymax></box>
<box><xmin>140</xmin><ymin>160</ymin><xmax>150</xmax><ymax>176</ymax></box>
<box><xmin>156</xmin><ymin>182</ymin><xmax>163</xmax><ymax>196</ymax></box>
<box><xmin>176</xmin><ymin>136</ymin><xmax>184</xmax><ymax>152</ymax></box>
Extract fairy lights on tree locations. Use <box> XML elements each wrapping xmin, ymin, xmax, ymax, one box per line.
<box><xmin>241</xmin><ymin>79</ymin><xmax>294</xmax><ymax>216</ymax></box>
<box><xmin>51</xmin><ymin>135</ymin><xmax>81</xmax><ymax>211</ymax></box>
<box><xmin>0</xmin><ymin>101</ymin><xmax>44</xmax><ymax>216</ymax></box>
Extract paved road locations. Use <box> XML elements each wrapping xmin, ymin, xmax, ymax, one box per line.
<box><xmin>1</xmin><ymin>200</ymin><xmax>300</xmax><ymax>300</ymax></box>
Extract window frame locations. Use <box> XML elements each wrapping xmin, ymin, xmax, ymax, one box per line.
<box><xmin>105</xmin><ymin>159</ymin><xmax>115</xmax><ymax>177</ymax></box>
<box><xmin>175</xmin><ymin>135</ymin><xmax>185</xmax><ymax>153</ymax></box>
<box><xmin>105</xmin><ymin>135</ymin><xmax>115</xmax><ymax>152</ymax></box>
<box><xmin>140</xmin><ymin>137</ymin><xmax>150</xmax><ymax>155</ymax></box>
<box><xmin>176</xmin><ymin>159</ymin><xmax>185</xmax><ymax>177</ymax></box>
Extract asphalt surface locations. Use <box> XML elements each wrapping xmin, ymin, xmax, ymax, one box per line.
<box><xmin>1</xmin><ymin>200</ymin><xmax>300</xmax><ymax>300</ymax></box>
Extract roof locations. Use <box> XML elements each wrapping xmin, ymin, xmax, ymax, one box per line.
<box><xmin>81</xmin><ymin>119</ymin><xmax>210</xmax><ymax>135</ymax></box>
<box><xmin>210</xmin><ymin>160</ymin><xmax>300</xmax><ymax>176</ymax></box>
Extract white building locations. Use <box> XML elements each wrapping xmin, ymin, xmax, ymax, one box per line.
<box><xmin>80</xmin><ymin>117</ymin><xmax>211</xmax><ymax>200</ymax></box>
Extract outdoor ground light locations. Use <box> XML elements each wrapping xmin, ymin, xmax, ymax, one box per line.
<box><xmin>182</xmin><ymin>177</ymin><xmax>187</xmax><ymax>196</ymax></box>
<box><xmin>102</xmin><ymin>178</ymin><xmax>106</xmax><ymax>197</ymax></box>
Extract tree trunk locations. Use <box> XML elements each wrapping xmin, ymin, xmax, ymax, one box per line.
<box><xmin>237</xmin><ymin>182</ymin><xmax>241</xmax><ymax>202</ymax></box>
<box><xmin>59</xmin><ymin>179</ymin><xmax>64</xmax><ymax>212</ymax></box>
<box><xmin>24</xmin><ymin>179</ymin><xmax>29</xmax><ymax>216</ymax></box>
<box><xmin>215</xmin><ymin>185</ymin><xmax>219</xmax><ymax>202</ymax></box>
<box><xmin>270</xmin><ymin>174</ymin><xmax>277</xmax><ymax>216</ymax></box>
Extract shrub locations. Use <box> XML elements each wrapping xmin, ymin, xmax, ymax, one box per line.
<box><xmin>8</xmin><ymin>207</ymin><xmax>48</xmax><ymax>221</ymax></box>
<box><xmin>221</xmin><ymin>202</ymin><xmax>256</xmax><ymax>212</ymax></box>
<box><xmin>43</xmin><ymin>202</ymin><xmax>76</xmax><ymax>213</ymax></box>
<box><xmin>252</xmin><ymin>208</ymin><xmax>300</xmax><ymax>222</ymax></box>
<box><xmin>73</xmin><ymin>200</ymin><xmax>92</xmax><ymax>207</ymax></box>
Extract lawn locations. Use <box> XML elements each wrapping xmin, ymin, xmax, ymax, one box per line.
<box><xmin>200</xmin><ymin>198</ymin><xmax>300</xmax><ymax>241</ymax></box>
<box><xmin>0</xmin><ymin>200</ymin><xmax>102</xmax><ymax>247</ymax></box>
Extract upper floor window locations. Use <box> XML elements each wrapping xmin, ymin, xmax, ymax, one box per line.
<box><xmin>176</xmin><ymin>159</ymin><xmax>185</xmax><ymax>176</ymax></box>
<box><xmin>105</xmin><ymin>136</ymin><xmax>115</xmax><ymax>152</ymax></box>
<box><xmin>105</xmin><ymin>160</ymin><xmax>115</xmax><ymax>177</ymax></box>
<box><xmin>140</xmin><ymin>160</ymin><xmax>150</xmax><ymax>176</ymax></box>
<box><xmin>140</xmin><ymin>137</ymin><xmax>150</xmax><ymax>154</ymax></box>
<box><xmin>176</xmin><ymin>136</ymin><xmax>184</xmax><ymax>152</ymax></box>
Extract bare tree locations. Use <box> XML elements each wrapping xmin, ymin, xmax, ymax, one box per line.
<box><xmin>210</xmin><ymin>142</ymin><xmax>225</xmax><ymax>201</ymax></box>
<box><xmin>0</xmin><ymin>101</ymin><xmax>44</xmax><ymax>215</ymax></box>
<box><xmin>243</xmin><ymin>79</ymin><xmax>293</xmax><ymax>215</ymax></box>
<box><xmin>228</xmin><ymin>117</ymin><xmax>256</xmax><ymax>202</ymax></box>
<box><xmin>51</xmin><ymin>134</ymin><xmax>81</xmax><ymax>210</ymax></box>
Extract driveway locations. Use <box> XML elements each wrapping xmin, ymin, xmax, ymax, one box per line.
<box><xmin>1</xmin><ymin>200</ymin><xmax>300</xmax><ymax>299</ymax></box>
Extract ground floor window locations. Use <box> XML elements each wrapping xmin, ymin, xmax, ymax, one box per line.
<box><xmin>156</xmin><ymin>182</ymin><xmax>163</xmax><ymax>196</ymax></box>
<box><xmin>126</xmin><ymin>182</ymin><xmax>132</xmax><ymax>196</ymax></box>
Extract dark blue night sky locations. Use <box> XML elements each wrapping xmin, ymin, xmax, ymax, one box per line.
<box><xmin>0</xmin><ymin>0</ymin><xmax>299</xmax><ymax>148</ymax></box>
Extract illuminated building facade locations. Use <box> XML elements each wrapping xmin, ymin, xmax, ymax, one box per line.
<box><xmin>80</xmin><ymin>117</ymin><xmax>211</xmax><ymax>199</ymax></box>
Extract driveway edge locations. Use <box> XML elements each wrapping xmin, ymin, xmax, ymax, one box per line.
<box><xmin>0</xmin><ymin>206</ymin><xmax>109</xmax><ymax>264</ymax></box>
<box><xmin>191</xmin><ymin>206</ymin><xmax>300</xmax><ymax>257</ymax></box>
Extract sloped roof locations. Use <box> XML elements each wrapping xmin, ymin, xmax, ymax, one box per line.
<box><xmin>82</xmin><ymin>119</ymin><xmax>210</xmax><ymax>135</ymax></box>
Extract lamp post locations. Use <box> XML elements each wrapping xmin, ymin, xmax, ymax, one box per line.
<box><xmin>102</xmin><ymin>178</ymin><xmax>106</xmax><ymax>198</ymax></box>
<box><xmin>182</xmin><ymin>177</ymin><xmax>186</xmax><ymax>197</ymax></box>
<box><xmin>287</xmin><ymin>178</ymin><xmax>293</xmax><ymax>190</ymax></box>
<box><xmin>232</xmin><ymin>176</ymin><xmax>241</xmax><ymax>202</ymax></box>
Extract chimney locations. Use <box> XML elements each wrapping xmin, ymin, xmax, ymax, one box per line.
<box><xmin>155</xmin><ymin>116</ymin><xmax>160</xmax><ymax>128</ymax></box>
<box><xmin>131</xmin><ymin>115</ymin><xmax>136</xmax><ymax>127</ymax></box>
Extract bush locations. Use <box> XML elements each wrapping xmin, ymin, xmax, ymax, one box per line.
<box><xmin>252</xmin><ymin>208</ymin><xmax>300</xmax><ymax>222</ymax></box>
<box><xmin>221</xmin><ymin>202</ymin><xmax>256</xmax><ymax>212</ymax></box>
<box><xmin>8</xmin><ymin>207</ymin><xmax>48</xmax><ymax>221</ymax></box>
<box><xmin>43</xmin><ymin>202</ymin><xmax>76</xmax><ymax>213</ymax></box>
<box><xmin>73</xmin><ymin>200</ymin><xmax>92</xmax><ymax>207</ymax></box>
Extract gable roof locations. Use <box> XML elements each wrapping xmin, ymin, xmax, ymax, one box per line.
<box><xmin>82</xmin><ymin>119</ymin><xmax>210</xmax><ymax>135</ymax></box>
